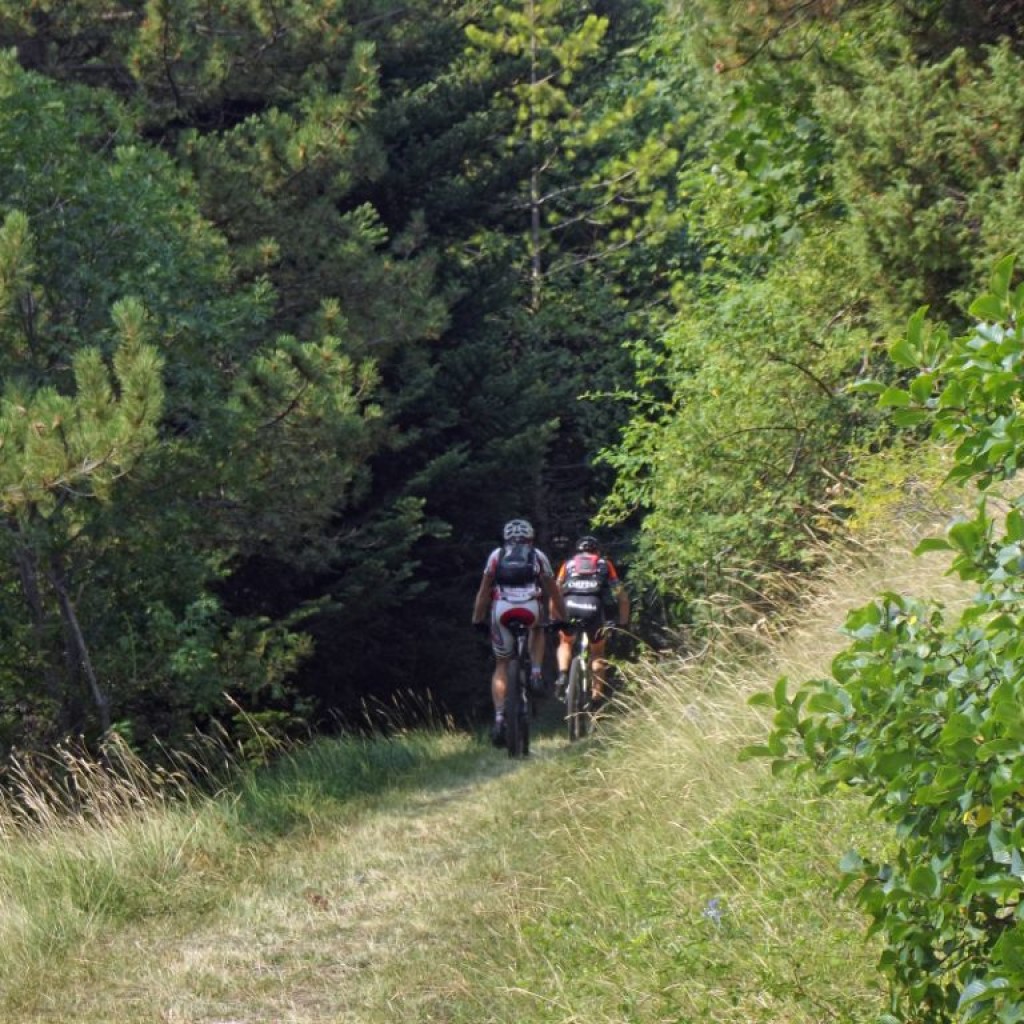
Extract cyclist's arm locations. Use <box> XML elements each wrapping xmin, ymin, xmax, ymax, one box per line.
<box><xmin>606</xmin><ymin>559</ymin><xmax>631</xmax><ymax>627</ymax></box>
<box><xmin>615</xmin><ymin>585</ymin><xmax>631</xmax><ymax>627</ymax></box>
<box><xmin>472</xmin><ymin>568</ymin><xmax>495</xmax><ymax>624</ymax></box>
<box><xmin>541</xmin><ymin>573</ymin><xmax>568</xmax><ymax>622</ymax></box>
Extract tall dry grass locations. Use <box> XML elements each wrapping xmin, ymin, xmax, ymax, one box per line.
<box><xmin>410</xmin><ymin>517</ymin><xmax>975</xmax><ymax>1024</ymax></box>
<box><xmin>0</xmin><ymin>511</ymin><xmax>975</xmax><ymax>1023</ymax></box>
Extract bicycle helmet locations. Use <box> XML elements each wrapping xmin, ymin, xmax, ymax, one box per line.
<box><xmin>503</xmin><ymin>518</ymin><xmax>535</xmax><ymax>543</ymax></box>
<box><xmin>575</xmin><ymin>535</ymin><xmax>600</xmax><ymax>553</ymax></box>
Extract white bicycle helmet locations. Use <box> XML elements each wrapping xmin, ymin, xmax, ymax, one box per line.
<box><xmin>503</xmin><ymin>518</ymin><xmax>535</xmax><ymax>543</ymax></box>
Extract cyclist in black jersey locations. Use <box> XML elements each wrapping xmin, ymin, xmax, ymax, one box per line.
<box><xmin>554</xmin><ymin>535</ymin><xmax>630</xmax><ymax>708</ymax></box>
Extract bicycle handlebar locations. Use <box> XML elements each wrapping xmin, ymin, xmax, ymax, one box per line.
<box><xmin>474</xmin><ymin>619</ymin><xmax>626</xmax><ymax>635</ymax></box>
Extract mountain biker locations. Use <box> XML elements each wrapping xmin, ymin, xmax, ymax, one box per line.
<box><xmin>554</xmin><ymin>535</ymin><xmax>630</xmax><ymax>708</ymax></box>
<box><xmin>472</xmin><ymin>518</ymin><xmax>567</xmax><ymax>747</ymax></box>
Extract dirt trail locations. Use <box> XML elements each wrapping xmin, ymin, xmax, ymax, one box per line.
<box><xmin>25</xmin><ymin>737</ymin><xmax>558</xmax><ymax>1024</ymax></box>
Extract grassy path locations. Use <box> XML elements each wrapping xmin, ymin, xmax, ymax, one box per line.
<box><xmin>6</xmin><ymin>679</ymin><xmax>887</xmax><ymax>1024</ymax></box>
<box><xmin>6</xmin><ymin>722</ymin><xmax>574</xmax><ymax>1023</ymax></box>
<box><xmin>3</xmin><ymin>530</ymin><xmax>969</xmax><ymax>1023</ymax></box>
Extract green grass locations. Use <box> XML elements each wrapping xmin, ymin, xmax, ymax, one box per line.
<box><xmin>0</xmin><ymin>523</ymin><xmax>970</xmax><ymax>1022</ymax></box>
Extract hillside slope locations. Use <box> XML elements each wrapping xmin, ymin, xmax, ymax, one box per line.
<box><xmin>0</xmin><ymin>520</ymin><xmax>968</xmax><ymax>1023</ymax></box>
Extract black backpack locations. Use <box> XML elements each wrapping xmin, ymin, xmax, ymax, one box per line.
<box><xmin>562</xmin><ymin>552</ymin><xmax>608</xmax><ymax>595</ymax></box>
<box><xmin>494</xmin><ymin>542</ymin><xmax>538</xmax><ymax>587</ymax></box>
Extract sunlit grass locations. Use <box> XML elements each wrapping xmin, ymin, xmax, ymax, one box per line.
<box><xmin>0</xmin><ymin>725</ymin><xmax>487</xmax><ymax>1021</ymax></box>
<box><xmin>0</xmin><ymin>518</ymin><xmax>973</xmax><ymax>1022</ymax></box>
<box><xmin>384</xmin><ymin>521</ymin><xmax>973</xmax><ymax>1024</ymax></box>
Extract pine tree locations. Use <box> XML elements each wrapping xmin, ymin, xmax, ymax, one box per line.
<box><xmin>466</xmin><ymin>0</ymin><xmax>609</xmax><ymax>310</ymax></box>
<box><xmin>0</xmin><ymin>213</ymin><xmax>164</xmax><ymax>738</ymax></box>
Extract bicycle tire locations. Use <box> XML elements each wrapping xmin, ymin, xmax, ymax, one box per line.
<box><xmin>520</xmin><ymin>677</ymin><xmax>530</xmax><ymax>756</ymax></box>
<box><xmin>518</xmin><ymin>656</ymin><xmax>530</xmax><ymax>756</ymax></box>
<box><xmin>566</xmin><ymin>656</ymin><xmax>587</xmax><ymax>742</ymax></box>
<box><xmin>504</xmin><ymin>657</ymin><xmax>530</xmax><ymax>757</ymax></box>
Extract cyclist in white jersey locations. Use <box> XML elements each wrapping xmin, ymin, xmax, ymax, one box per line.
<box><xmin>471</xmin><ymin>518</ymin><xmax>567</xmax><ymax>746</ymax></box>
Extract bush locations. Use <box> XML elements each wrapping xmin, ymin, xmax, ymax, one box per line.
<box><xmin>749</xmin><ymin>256</ymin><xmax>1024</xmax><ymax>1023</ymax></box>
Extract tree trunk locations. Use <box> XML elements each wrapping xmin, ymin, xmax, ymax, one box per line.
<box><xmin>49</xmin><ymin>555</ymin><xmax>111</xmax><ymax>737</ymax></box>
<box><xmin>9</xmin><ymin>520</ymin><xmax>71</xmax><ymax>736</ymax></box>
<box><xmin>528</xmin><ymin>0</ymin><xmax>542</xmax><ymax>312</ymax></box>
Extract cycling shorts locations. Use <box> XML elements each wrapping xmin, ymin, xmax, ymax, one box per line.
<box><xmin>560</xmin><ymin>593</ymin><xmax>606</xmax><ymax>643</ymax></box>
<box><xmin>491</xmin><ymin>590</ymin><xmax>540</xmax><ymax>659</ymax></box>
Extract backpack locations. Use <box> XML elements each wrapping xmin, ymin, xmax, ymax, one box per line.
<box><xmin>493</xmin><ymin>542</ymin><xmax>538</xmax><ymax>587</ymax></box>
<box><xmin>562</xmin><ymin>552</ymin><xmax>608</xmax><ymax>595</ymax></box>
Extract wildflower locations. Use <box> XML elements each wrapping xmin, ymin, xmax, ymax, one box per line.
<box><xmin>701</xmin><ymin>896</ymin><xmax>724</xmax><ymax>927</ymax></box>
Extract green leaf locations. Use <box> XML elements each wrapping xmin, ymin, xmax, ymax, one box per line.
<box><xmin>909</xmin><ymin>373</ymin><xmax>934</xmax><ymax>403</ymax></box>
<box><xmin>937</xmin><ymin>379</ymin><xmax>965</xmax><ymax>409</ymax></box>
<box><xmin>908</xmin><ymin>864</ymin><xmax>940</xmax><ymax>897</ymax></box>
<box><xmin>891</xmin><ymin>408</ymin><xmax>928</xmax><ymax>428</ymax></box>
<box><xmin>958</xmin><ymin>979</ymin><xmax>991</xmax><ymax>1010</ymax></box>
<box><xmin>878</xmin><ymin>387</ymin><xmax>911</xmax><ymax>408</ymax></box>
<box><xmin>993</xmin><ymin>929</ymin><xmax>1024</xmax><ymax>974</ymax></box>
<box><xmin>913</xmin><ymin>537</ymin><xmax>952</xmax><ymax>555</ymax></box>
<box><xmin>773</xmin><ymin>675</ymin><xmax>790</xmax><ymax>710</ymax></box>
<box><xmin>844</xmin><ymin>601</ymin><xmax>884</xmax><ymax>633</ymax></box>
<box><xmin>895</xmin><ymin>308</ymin><xmax>928</xmax><ymax>367</ymax></box>
<box><xmin>948</xmin><ymin>520</ymin><xmax>982</xmax><ymax>553</ymax></box>
<box><xmin>851</xmin><ymin>379</ymin><xmax>886</xmax><ymax>395</ymax></box>
<box><xmin>806</xmin><ymin>691</ymin><xmax>847</xmax><ymax>715</ymax></box>
<box><xmin>958</xmin><ymin>976</ymin><xmax>1010</xmax><ymax>1010</ymax></box>
<box><xmin>1006</xmin><ymin>509</ymin><xmax>1024</xmax><ymax>542</ymax></box>
<box><xmin>991</xmin><ymin>254</ymin><xmax>1016</xmax><ymax>300</ymax></box>
<box><xmin>889</xmin><ymin>337</ymin><xmax>918</xmax><ymax>368</ymax></box>
<box><xmin>969</xmin><ymin>292</ymin><xmax>1008</xmax><ymax>321</ymax></box>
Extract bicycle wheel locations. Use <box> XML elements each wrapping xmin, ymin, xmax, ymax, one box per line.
<box><xmin>520</xmin><ymin>671</ymin><xmax>530</xmax><ymax>757</ymax></box>
<box><xmin>518</xmin><ymin>658</ymin><xmax>530</xmax><ymax>756</ymax></box>
<box><xmin>504</xmin><ymin>658</ymin><xmax>529</xmax><ymax>757</ymax></box>
<box><xmin>566</xmin><ymin>656</ymin><xmax>587</xmax><ymax>742</ymax></box>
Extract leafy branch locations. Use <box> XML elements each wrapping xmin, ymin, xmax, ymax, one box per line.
<box><xmin>746</xmin><ymin>255</ymin><xmax>1024</xmax><ymax>1023</ymax></box>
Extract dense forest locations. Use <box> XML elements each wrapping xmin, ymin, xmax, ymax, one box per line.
<box><xmin>0</xmin><ymin>0</ymin><xmax>1022</xmax><ymax>756</ymax></box>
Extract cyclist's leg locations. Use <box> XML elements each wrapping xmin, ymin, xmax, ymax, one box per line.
<box><xmin>554</xmin><ymin>625</ymin><xmax>573</xmax><ymax>699</ymax></box>
<box><xmin>491</xmin><ymin>655</ymin><xmax>510</xmax><ymax>711</ymax></box>
<box><xmin>528</xmin><ymin>614</ymin><xmax>545</xmax><ymax>693</ymax></box>
<box><xmin>488</xmin><ymin>656</ymin><xmax>510</xmax><ymax>745</ymax></box>
<box><xmin>589</xmin><ymin>616</ymin><xmax>611</xmax><ymax>703</ymax></box>
<box><xmin>490</xmin><ymin>615</ymin><xmax>514</xmax><ymax>744</ymax></box>
<box><xmin>555</xmin><ymin>627</ymin><xmax>572</xmax><ymax>674</ymax></box>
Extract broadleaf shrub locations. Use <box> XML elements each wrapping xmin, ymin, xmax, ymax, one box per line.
<box><xmin>748</xmin><ymin>255</ymin><xmax>1024</xmax><ymax>1023</ymax></box>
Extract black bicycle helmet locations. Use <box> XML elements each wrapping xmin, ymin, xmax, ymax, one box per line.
<box><xmin>575</xmin><ymin>535</ymin><xmax>599</xmax><ymax>553</ymax></box>
<box><xmin>503</xmin><ymin>518</ymin><xmax>535</xmax><ymax>543</ymax></box>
